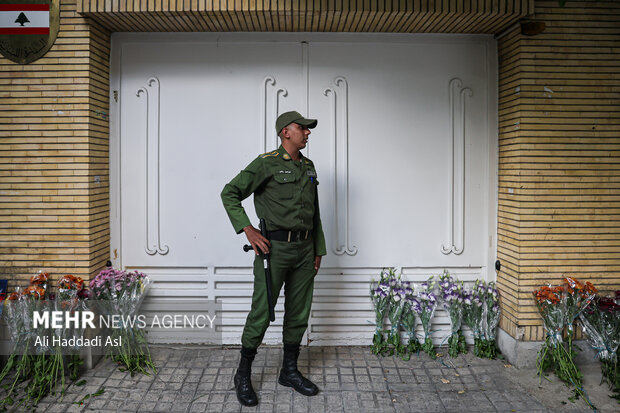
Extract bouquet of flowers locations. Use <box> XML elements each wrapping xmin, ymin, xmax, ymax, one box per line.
<box><xmin>579</xmin><ymin>295</ymin><xmax>620</xmax><ymax>401</ymax></box>
<box><xmin>412</xmin><ymin>278</ymin><xmax>438</xmax><ymax>358</ymax></box>
<box><xmin>438</xmin><ymin>271</ymin><xmax>466</xmax><ymax>357</ymax></box>
<box><xmin>90</xmin><ymin>267</ymin><xmax>155</xmax><ymax>375</ymax></box>
<box><xmin>463</xmin><ymin>284</ymin><xmax>484</xmax><ymax>357</ymax></box>
<box><xmin>0</xmin><ymin>272</ymin><xmax>55</xmax><ymax>410</ymax></box>
<box><xmin>533</xmin><ymin>282</ymin><xmax>593</xmax><ymax>407</ymax></box>
<box><xmin>481</xmin><ymin>282</ymin><xmax>501</xmax><ymax>359</ymax></box>
<box><xmin>0</xmin><ymin>289</ymin><xmax>27</xmax><ymax>395</ymax></box>
<box><xmin>563</xmin><ymin>277</ymin><xmax>596</xmax><ymax>351</ymax></box>
<box><xmin>400</xmin><ymin>284</ymin><xmax>421</xmax><ymax>360</ymax></box>
<box><xmin>56</xmin><ymin>274</ymin><xmax>88</xmax><ymax>380</ymax></box>
<box><xmin>370</xmin><ymin>269</ymin><xmax>393</xmax><ymax>355</ymax></box>
<box><xmin>387</xmin><ymin>280</ymin><xmax>407</xmax><ymax>356</ymax></box>
<box><xmin>30</xmin><ymin>271</ymin><xmax>49</xmax><ymax>291</ymax></box>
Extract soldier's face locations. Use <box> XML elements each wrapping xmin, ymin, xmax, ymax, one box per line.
<box><xmin>286</xmin><ymin>123</ymin><xmax>311</xmax><ymax>150</ymax></box>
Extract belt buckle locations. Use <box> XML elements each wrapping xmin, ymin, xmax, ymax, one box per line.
<box><xmin>295</xmin><ymin>231</ymin><xmax>301</xmax><ymax>241</ymax></box>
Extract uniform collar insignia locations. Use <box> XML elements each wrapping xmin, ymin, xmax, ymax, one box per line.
<box><xmin>278</xmin><ymin>145</ymin><xmax>292</xmax><ymax>161</ymax></box>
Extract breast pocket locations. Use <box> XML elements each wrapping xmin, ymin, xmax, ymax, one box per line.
<box><xmin>273</xmin><ymin>173</ymin><xmax>297</xmax><ymax>199</ymax></box>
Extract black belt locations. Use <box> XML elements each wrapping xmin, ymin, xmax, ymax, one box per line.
<box><xmin>268</xmin><ymin>229</ymin><xmax>311</xmax><ymax>242</ymax></box>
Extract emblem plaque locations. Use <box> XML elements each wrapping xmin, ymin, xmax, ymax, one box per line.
<box><xmin>0</xmin><ymin>0</ymin><xmax>59</xmax><ymax>64</ymax></box>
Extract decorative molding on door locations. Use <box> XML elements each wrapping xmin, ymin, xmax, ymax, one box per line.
<box><xmin>441</xmin><ymin>78</ymin><xmax>472</xmax><ymax>256</ymax></box>
<box><xmin>323</xmin><ymin>76</ymin><xmax>357</xmax><ymax>256</ymax></box>
<box><xmin>301</xmin><ymin>41</ymin><xmax>310</xmax><ymax>158</ymax></box>
<box><xmin>136</xmin><ymin>76</ymin><xmax>169</xmax><ymax>256</ymax></box>
<box><xmin>261</xmin><ymin>75</ymin><xmax>288</xmax><ymax>152</ymax></box>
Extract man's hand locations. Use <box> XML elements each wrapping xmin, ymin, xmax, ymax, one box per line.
<box><xmin>243</xmin><ymin>225</ymin><xmax>271</xmax><ymax>255</ymax></box>
<box><xmin>314</xmin><ymin>256</ymin><xmax>322</xmax><ymax>273</ymax></box>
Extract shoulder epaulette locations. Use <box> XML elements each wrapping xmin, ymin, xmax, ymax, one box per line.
<box><xmin>260</xmin><ymin>150</ymin><xmax>279</xmax><ymax>159</ymax></box>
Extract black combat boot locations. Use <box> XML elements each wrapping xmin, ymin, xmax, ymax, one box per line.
<box><xmin>278</xmin><ymin>343</ymin><xmax>319</xmax><ymax>396</ymax></box>
<box><xmin>234</xmin><ymin>347</ymin><xmax>258</xmax><ymax>406</ymax></box>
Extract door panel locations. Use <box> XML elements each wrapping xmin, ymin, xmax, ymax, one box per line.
<box><xmin>308</xmin><ymin>41</ymin><xmax>490</xmax><ymax>268</ymax></box>
<box><xmin>120</xmin><ymin>41</ymin><xmax>304</xmax><ymax>267</ymax></box>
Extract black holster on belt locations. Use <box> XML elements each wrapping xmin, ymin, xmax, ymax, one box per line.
<box><xmin>259</xmin><ymin>219</ymin><xmax>276</xmax><ymax>322</ymax></box>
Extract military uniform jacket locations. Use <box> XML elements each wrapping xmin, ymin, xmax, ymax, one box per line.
<box><xmin>221</xmin><ymin>145</ymin><xmax>327</xmax><ymax>256</ymax></box>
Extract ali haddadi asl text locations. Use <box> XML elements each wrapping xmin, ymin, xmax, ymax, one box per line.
<box><xmin>34</xmin><ymin>335</ymin><xmax>120</xmax><ymax>348</ymax></box>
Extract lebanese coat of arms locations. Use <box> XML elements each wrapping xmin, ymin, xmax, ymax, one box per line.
<box><xmin>0</xmin><ymin>0</ymin><xmax>60</xmax><ymax>64</ymax></box>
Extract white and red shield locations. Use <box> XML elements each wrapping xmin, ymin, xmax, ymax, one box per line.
<box><xmin>0</xmin><ymin>0</ymin><xmax>59</xmax><ymax>64</ymax></box>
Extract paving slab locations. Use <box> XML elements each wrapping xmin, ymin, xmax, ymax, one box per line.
<box><xmin>1</xmin><ymin>345</ymin><xmax>616</xmax><ymax>412</ymax></box>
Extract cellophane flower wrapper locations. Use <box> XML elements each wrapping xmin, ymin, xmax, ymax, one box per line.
<box><xmin>3</xmin><ymin>288</ymin><xmax>25</xmax><ymax>347</ymax></box>
<box><xmin>0</xmin><ymin>282</ymin><xmax>53</xmax><ymax>410</ymax></box>
<box><xmin>370</xmin><ymin>281</ymin><xmax>389</xmax><ymax>334</ymax></box>
<box><xmin>0</xmin><ymin>292</ymin><xmax>27</xmax><ymax>389</ymax></box>
<box><xmin>30</xmin><ymin>271</ymin><xmax>49</xmax><ymax>293</ymax></box>
<box><xmin>89</xmin><ymin>267</ymin><xmax>154</xmax><ymax>375</ymax></box>
<box><xmin>563</xmin><ymin>277</ymin><xmax>597</xmax><ymax>340</ymax></box>
<box><xmin>463</xmin><ymin>285</ymin><xmax>484</xmax><ymax>356</ymax></box>
<box><xmin>90</xmin><ymin>268</ymin><xmax>151</xmax><ymax>318</ymax></box>
<box><xmin>389</xmin><ymin>281</ymin><xmax>414</xmax><ymax>356</ymax></box>
<box><xmin>533</xmin><ymin>283</ymin><xmax>593</xmax><ymax>408</ymax></box>
<box><xmin>388</xmin><ymin>287</ymin><xmax>405</xmax><ymax>335</ymax></box>
<box><xmin>579</xmin><ymin>297</ymin><xmax>620</xmax><ymax>393</ymax></box>
<box><xmin>401</xmin><ymin>301</ymin><xmax>417</xmax><ymax>340</ymax></box>
<box><xmin>414</xmin><ymin>279</ymin><xmax>437</xmax><ymax>358</ymax></box>
<box><xmin>536</xmin><ymin>290</ymin><xmax>566</xmax><ymax>346</ymax></box>
<box><xmin>370</xmin><ymin>281</ymin><xmax>389</xmax><ymax>354</ymax></box>
<box><xmin>438</xmin><ymin>271</ymin><xmax>466</xmax><ymax>357</ymax></box>
<box><xmin>55</xmin><ymin>289</ymin><xmax>82</xmax><ymax>353</ymax></box>
<box><xmin>579</xmin><ymin>308</ymin><xmax>620</xmax><ymax>363</ymax></box>
<box><xmin>470</xmin><ymin>281</ymin><xmax>501</xmax><ymax>360</ymax></box>
<box><xmin>17</xmin><ymin>285</ymin><xmax>49</xmax><ymax>355</ymax></box>
<box><xmin>484</xmin><ymin>283</ymin><xmax>501</xmax><ymax>342</ymax></box>
<box><xmin>370</xmin><ymin>269</ymin><xmax>394</xmax><ymax>354</ymax></box>
<box><xmin>399</xmin><ymin>282</ymin><xmax>422</xmax><ymax>359</ymax></box>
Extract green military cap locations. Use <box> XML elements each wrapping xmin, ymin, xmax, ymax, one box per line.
<box><xmin>275</xmin><ymin>111</ymin><xmax>318</xmax><ymax>135</ymax></box>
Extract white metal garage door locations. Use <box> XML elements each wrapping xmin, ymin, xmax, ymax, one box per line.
<box><xmin>109</xmin><ymin>33</ymin><xmax>498</xmax><ymax>346</ymax></box>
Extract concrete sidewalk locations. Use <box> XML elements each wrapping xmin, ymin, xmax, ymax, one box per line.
<box><xmin>30</xmin><ymin>345</ymin><xmax>616</xmax><ymax>412</ymax></box>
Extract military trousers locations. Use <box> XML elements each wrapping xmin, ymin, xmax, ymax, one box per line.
<box><xmin>241</xmin><ymin>238</ymin><xmax>316</xmax><ymax>349</ymax></box>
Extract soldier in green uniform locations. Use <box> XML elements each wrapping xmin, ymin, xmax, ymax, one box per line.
<box><xmin>221</xmin><ymin>111</ymin><xmax>327</xmax><ymax>407</ymax></box>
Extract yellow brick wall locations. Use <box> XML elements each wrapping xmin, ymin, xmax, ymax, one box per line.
<box><xmin>497</xmin><ymin>0</ymin><xmax>620</xmax><ymax>341</ymax></box>
<box><xmin>0</xmin><ymin>0</ymin><xmax>110</xmax><ymax>286</ymax></box>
